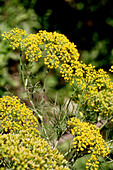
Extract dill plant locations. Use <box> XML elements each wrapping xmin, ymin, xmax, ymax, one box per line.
<box><xmin>1</xmin><ymin>28</ymin><xmax>113</xmax><ymax>169</ymax></box>
<box><xmin>0</xmin><ymin>95</ymin><xmax>39</xmax><ymax>135</ymax></box>
<box><xmin>0</xmin><ymin>131</ymin><xmax>69</xmax><ymax>170</ymax></box>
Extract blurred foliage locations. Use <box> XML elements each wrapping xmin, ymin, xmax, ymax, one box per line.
<box><xmin>0</xmin><ymin>0</ymin><xmax>41</xmax><ymax>33</ymax></box>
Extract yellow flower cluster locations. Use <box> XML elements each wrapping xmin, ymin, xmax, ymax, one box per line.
<box><xmin>74</xmin><ymin>65</ymin><xmax>113</xmax><ymax>120</ymax></box>
<box><xmin>68</xmin><ymin>117</ymin><xmax>110</xmax><ymax>170</ymax></box>
<box><xmin>2</xmin><ymin>28</ymin><xmax>27</xmax><ymax>50</ymax></box>
<box><xmin>2</xmin><ymin>28</ymin><xmax>113</xmax><ymax>89</ymax></box>
<box><xmin>2</xmin><ymin>28</ymin><xmax>113</xmax><ymax>120</ymax></box>
<box><xmin>0</xmin><ymin>96</ymin><xmax>39</xmax><ymax>135</ymax></box>
<box><xmin>0</xmin><ymin>130</ymin><xmax>70</xmax><ymax>170</ymax></box>
<box><xmin>86</xmin><ymin>89</ymin><xmax>113</xmax><ymax>119</ymax></box>
<box><xmin>2</xmin><ymin>28</ymin><xmax>80</xmax><ymax>85</ymax></box>
<box><xmin>2</xmin><ymin>28</ymin><xmax>113</xmax><ymax>86</ymax></box>
<box><xmin>83</xmin><ymin>64</ymin><xmax>112</xmax><ymax>91</ymax></box>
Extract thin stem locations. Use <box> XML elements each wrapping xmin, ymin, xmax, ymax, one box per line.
<box><xmin>41</xmin><ymin>68</ymin><xmax>49</xmax><ymax>107</ymax></box>
<box><xmin>76</xmin><ymin>86</ymin><xmax>87</xmax><ymax>118</ymax></box>
<box><xmin>19</xmin><ymin>51</ymin><xmax>43</xmax><ymax>120</ymax></box>
<box><xmin>54</xmin><ymin>140</ymin><xmax>59</xmax><ymax>149</ymax></box>
<box><xmin>99</xmin><ymin>116</ymin><xmax>113</xmax><ymax>131</ymax></box>
<box><xmin>68</xmin><ymin>148</ymin><xmax>78</xmax><ymax>166</ymax></box>
<box><xmin>106</xmin><ymin>156</ymin><xmax>113</xmax><ymax>163</ymax></box>
<box><xmin>75</xmin><ymin>78</ymin><xmax>96</xmax><ymax>119</ymax></box>
<box><xmin>66</xmin><ymin>88</ymin><xmax>76</xmax><ymax>111</ymax></box>
<box><xmin>40</xmin><ymin>67</ymin><xmax>50</xmax><ymax>142</ymax></box>
<box><xmin>20</xmin><ymin>51</ymin><xmax>25</xmax><ymax>86</ymax></box>
<box><xmin>107</xmin><ymin>140</ymin><xmax>113</xmax><ymax>144</ymax></box>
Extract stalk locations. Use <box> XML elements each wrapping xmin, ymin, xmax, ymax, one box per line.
<box><xmin>20</xmin><ymin>51</ymin><xmax>43</xmax><ymax>120</ymax></box>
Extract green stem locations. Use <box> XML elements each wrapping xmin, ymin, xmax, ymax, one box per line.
<box><xmin>41</xmin><ymin>68</ymin><xmax>49</xmax><ymax>112</ymax></box>
<box><xmin>20</xmin><ymin>51</ymin><xmax>25</xmax><ymax>86</ymax></box>
<box><xmin>66</xmin><ymin>88</ymin><xmax>76</xmax><ymax>111</ymax></box>
<box><xmin>76</xmin><ymin>86</ymin><xmax>86</xmax><ymax>118</ymax></box>
<box><xmin>40</xmin><ymin>67</ymin><xmax>49</xmax><ymax>141</ymax></box>
<box><xmin>19</xmin><ymin>51</ymin><xmax>43</xmax><ymax>120</ymax></box>
<box><xmin>99</xmin><ymin>116</ymin><xmax>113</xmax><ymax>131</ymax></box>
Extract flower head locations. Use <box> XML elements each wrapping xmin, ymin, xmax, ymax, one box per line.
<box><xmin>0</xmin><ymin>95</ymin><xmax>39</xmax><ymax>135</ymax></box>
<box><xmin>68</xmin><ymin>117</ymin><xmax>110</xmax><ymax>170</ymax></box>
<box><xmin>0</xmin><ymin>130</ymin><xmax>70</xmax><ymax>169</ymax></box>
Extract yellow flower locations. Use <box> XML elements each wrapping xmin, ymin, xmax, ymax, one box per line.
<box><xmin>68</xmin><ymin>117</ymin><xmax>110</xmax><ymax>169</ymax></box>
<box><xmin>0</xmin><ymin>95</ymin><xmax>39</xmax><ymax>135</ymax></box>
<box><xmin>0</xmin><ymin>131</ymin><xmax>70</xmax><ymax>169</ymax></box>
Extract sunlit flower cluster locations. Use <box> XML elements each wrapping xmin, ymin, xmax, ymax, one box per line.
<box><xmin>78</xmin><ymin>64</ymin><xmax>112</xmax><ymax>92</ymax></box>
<box><xmin>2</xmin><ymin>28</ymin><xmax>113</xmax><ymax>90</ymax></box>
<box><xmin>74</xmin><ymin>66</ymin><xmax>113</xmax><ymax>120</ymax></box>
<box><xmin>2</xmin><ymin>28</ymin><xmax>113</xmax><ymax>120</ymax></box>
<box><xmin>68</xmin><ymin>117</ymin><xmax>110</xmax><ymax>170</ymax></box>
<box><xmin>2</xmin><ymin>28</ymin><xmax>80</xmax><ymax>85</ymax></box>
<box><xmin>0</xmin><ymin>130</ymin><xmax>70</xmax><ymax>170</ymax></box>
<box><xmin>0</xmin><ymin>96</ymin><xmax>39</xmax><ymax>135</ymax></box>
<box><xmin>86</xmin><ymin>89</ymin><xmax>113</xmax><ymax>120</ymax></box>
<box><xmin>2</xmin><ymin>28</ymin><xmax>27</xmax><ymax>50</ymax></box>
